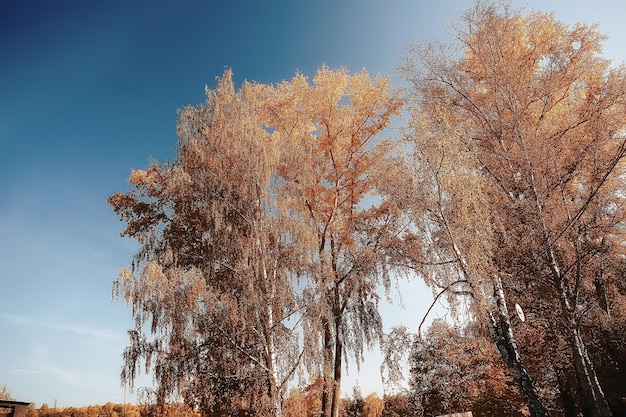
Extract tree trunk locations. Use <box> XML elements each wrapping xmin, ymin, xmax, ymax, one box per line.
<box><xmin>266</xmin><ymin>367</ymin><xmax>282</xmax><ymax>417</ymax></box>
<box><xmin>265</xmin><ymin>331</ymin><xmax>282</xmax><ymax>417</ymax></box>
<box><xmin>321</xmin><ymin>319</ymin><xmax>333</xmax><ymax>417</ymax></box>
<box><xmin>490</xmin><ymin>275</ymin><xmax>548</xmax><ymax>417</ymax></box>
<box><xmin>331</xmin><ymin>306</ymin><xmax>343</xmax><ymax>417</ymax></box>
<box><xmin>556</xmin><ymin>368</ymin><xmax>579</xmax><ymax>417</ymax></box>
<box><xmin>256</xmin><ymin>219</ymin><xmax>283</xmax><ymax>417</ymax></box>
<box><xmin>594</xmin><ymin>268</ymin><xmax>610</xmax><ymax>316</ymax></box>
<box><xmin>543</xmin><ymin>237</ymin><xmax>612</xmax><ymax>417</ymax></box>
<box><xmin>556</xmin><ymin>275</ymin><xmax>612</xmax><ymax>417</ymax></box>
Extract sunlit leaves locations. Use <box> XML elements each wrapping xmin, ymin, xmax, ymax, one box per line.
<box><xmin>110</xmin><ymin>69</ymin><xmax>299</xmax><ymax>416</ymax></box>
<box><xmin>410</xmin><ymin>320</ymin><xmax>526</xmax><ymax>416</ymax></box>
<box><xmin>110</xmin><ymin>66</ymin><xmax>403</xmax><ymax>417</ymax></box>
<box><xmin>0</xmin><ymin>385</ymin><xmax>12</xmax><ymax>400</ymax></box>
<box><xmin>251</xmin><ymin>66</ymin><xmax>403</xmax><ymax>417</ymax></box>
<box><xmin>400</xmin><ymin>2</ymin><xmax>626</xmax><ymax>415</ymax></box>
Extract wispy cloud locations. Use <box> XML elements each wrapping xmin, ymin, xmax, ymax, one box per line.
<box><xmin>1</xmin><ymin>345</ymin><xmax>119</xmax><ymax>395</ymax></box>
<box><xmin>0</xmin><ymin>367</ymin><xmax>53</xmax><ymax>375</ymax></box>
<box><xmin>0</xmin><ymin>313</ymin><xmax>124</xmax><ymax>342</ymax></box>
<box><xmin>30</xmin><ymin>345</ymin><xmax>116</xmax><ymax>394</ymax></box>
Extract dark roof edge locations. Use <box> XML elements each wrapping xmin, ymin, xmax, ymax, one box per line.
<box><xmin>0</xmin><ymin>401</ymin><xmax>32</xmax><ymax>407</ymax></box>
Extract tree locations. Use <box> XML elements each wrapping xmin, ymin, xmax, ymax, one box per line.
<box><xmin>0</xmin><ymin>385</ymin><xmax>13</xmax><ymax>400</ymax></box>
<box><xmin>254</xmin><ymin>66</ymin><xmax>404</xmax><ymax>417</ymax></box>
<box><xmin>379</xmin><ymin>395</ymin><xmax>411</xmax><ymax>417</ymax></box>
<box><xmin>339</xmin><ymin>389</ymin><xmax>383</xmax><ymax>417</ymax></box>
<box><xmin>282</xmin><ymin>378</ymin><xmax>325</xmax><ymax>417</ymax></box>
<box><xmin>399</xmin><ymin>2</ymin><xmax>626</xmax><ymax>416</ymax></box>
<box><xmin>111</xmin><ymin>67</ymin><xmax>404</xmax><ymax>417</ymax></box>
<box><xmin>386</xmin><ymin>53</ymin><xmax>548</xmax><ymax>415</ymax></box>
<box><xmin>362</xmin><ymin>393</ymin><xmax>384</xmax><ymax>417</ymax></box>
<box><xmin>110</xmin><ymin>70</ymin><xmax>300</xmax><ymax>416</ymax></box>
<box><xmin>410</xmin><ymin>319</ymin><xmax>526</xmax><ymax>416</ymax></box>
<box><xmin>25</xmin><ymin>404</ymin><xmax>39</xmax><ymax>417</ymax></box>
<box><xmin>342</xmin><ymin>387</ymin><xmax>364</xmax><ymax>417</ymax></box>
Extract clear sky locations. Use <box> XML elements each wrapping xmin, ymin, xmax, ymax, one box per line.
<box><xmin>1</xmin><ymin>0</ymin><xmax>625</xmax><ymax>409</ymax></box>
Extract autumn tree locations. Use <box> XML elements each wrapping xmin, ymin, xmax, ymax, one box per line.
<box><xmin>339</xmin><ymin>389</ymin><xmax>384</xmax><ymax>417</ymax></box>
<box><xmin>253</xmin><ymin>66</ymin><xmax>403</xmax><ymax>417</ymax></box>
<box><xmin>398</xmin><ymin>2</ymin><xmax>626</xmax><ymax>416</ymax></box>
<box><xmin>0</xmin><ymin>385</ymin><xmax>12</xmax><ymax>400</ymax></box>
<box><xmin>342</xmin><ymin>387</ymin><xmax>364</xmax><ymax>417</ymax></box>
<box><xmin>25</xmin><ymin>404</ymin><xmax>38</xmax><ymax>417</ymax></box>
<box><xmin>110</xmin><ymin>70</ymin><xmax>301</xmax><ymax>416</ymax></box>
<box><xmin>111</xmin><ymin>67</ymin><xmax>404</xmax><ymax>417</ymax></box>
<box><xmin>379</xmin><ymin>395</ymin><xmax>411</xmax><ymax>417</ymax></box>
<box><xmin>282</xmin><ymin>382</ymin><xmax>322</xmax><ymax>417</ymax></box>
<box><xmin>410</xmin><ymin>319</ymin><xmax>527</xmax><ymax>416</ymax></box>
<box><xmin>362</xmin><ymin>393</ymin><xmax>384</xmax><ymax>417</ymax></box>
<box><xmin>383</xmin><ymin>61</ymin><xmax>547</xmax><ymax>414</ymax></box>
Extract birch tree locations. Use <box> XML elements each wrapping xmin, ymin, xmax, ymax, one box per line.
<box><xmin>110</xmin><ymin>67</ymin><xmax>405</xmax><ymax>417</ymax></box>
<box><xmin>398</xmin><ymin>2</ymin><xmax>626</xmax><ymax>416</ymax></box>
<box><xmin>109</xmin><ymin>70</ymin><xmax>299</xmax><ymax>416</ymax></box>
<box><xmin>383</xmin><ymin>99</ymin><xmax>547</xmax><ymax>415</ymax></box>
<box><xmin>254</xmin><ymin>66</ymin><xmax>403</xmax><ymax>417</ymax></box>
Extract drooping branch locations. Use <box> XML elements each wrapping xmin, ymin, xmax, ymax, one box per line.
<box><xmin>417</xmin><ymin>279</ymin><xmax>471</xmax><ymax>339</ymax></box>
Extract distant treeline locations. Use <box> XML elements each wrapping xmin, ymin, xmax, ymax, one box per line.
<box><xmin>26</xmin><ymin>401</ymin><xmax>193</xmax><ymax>417</ymax></box>
<box><xmin>23</xmin><ymin>393</ymin><xmax>414</xmax><ymax>417</ymax></box>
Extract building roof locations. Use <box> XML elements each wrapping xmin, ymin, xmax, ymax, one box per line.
<box><xmin>0</xmin><ymin>400</ymin><xmax>32</xmax><ymax>408</ymax></box>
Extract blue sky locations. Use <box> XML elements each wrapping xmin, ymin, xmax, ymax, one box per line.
<box><xmin>1</xmin><ymin>0</ymin><xmax>625</xmax><ymax>408</ymax></box>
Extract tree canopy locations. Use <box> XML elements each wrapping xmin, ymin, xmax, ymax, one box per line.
<box><xmin>398</xmin><ymin>2</ymin><xmax>626</xmax><ymax>416</ymax></box>
<box><xmin>109</xmin><ymin>3</ymin><xmax>626</xmax><ymax>416</ymax></box>
<box><xmin>110</xmin><ymin>67</ymin><xmax>402</xmax><ymax>417</ymax></box>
